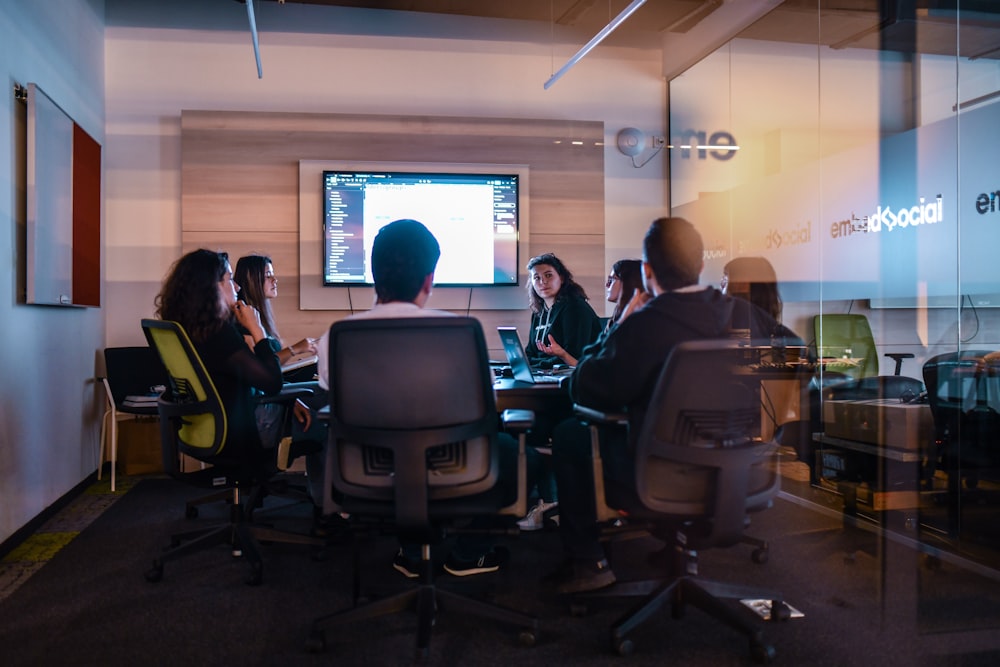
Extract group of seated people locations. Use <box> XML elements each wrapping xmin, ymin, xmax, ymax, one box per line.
<box><xmin>152</xmin><ymin>214</ymin><xmax>798</xmax><ymax>594</ymax></box>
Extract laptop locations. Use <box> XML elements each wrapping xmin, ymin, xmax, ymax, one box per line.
<box><xmin>497</xmin><ymin>327</ymin><xmax>567</xmax><ymax>384</ymax></box>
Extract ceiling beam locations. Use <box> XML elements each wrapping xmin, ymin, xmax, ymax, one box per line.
<box><xmin>661</xmin><ymin>0</ymin><xmax>783</xmax><ymax>81</ymax></box>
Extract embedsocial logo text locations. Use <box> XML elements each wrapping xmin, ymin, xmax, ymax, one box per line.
<box><xmin>765</xmin><ymin>221</ymin><xmax>811</xmax><ymax>249</ymax></box>
<box><xmin>975</xmin><ymin>189</ymin><xmax>1000</xmax><ymax>215</ymax></box>
<box><xmin>830</xmin><ymin>194</ymin><xmax>943</xmax><ymax>239</ymax></box>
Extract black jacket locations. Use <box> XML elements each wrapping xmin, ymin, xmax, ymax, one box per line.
<box><xmin>570</xmin><ymin>286</ymin><xmax>800</xmax><ymax>448</ymax></box>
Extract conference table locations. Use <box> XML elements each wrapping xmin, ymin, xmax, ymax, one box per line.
<box><xmin>493</xmin><ymin>376</ymin><xmax>572</xmax><ymax>415</ymax></box>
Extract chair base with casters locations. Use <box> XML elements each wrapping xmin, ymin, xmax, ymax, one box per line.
<box><xmin>305</xmin><ymin>537</ymin><xmax>540</xmax><ymax>659</ymax></box>
<box><xmin>306</xmin><ymin>408</ymin><xmax>540</xmax><ymax>659</ymax></box>
<box><xmin>571</xmin><ymin>527</ymin><xmax>789</xmax><ymax>661</ymax></box>
<box><xmin>145</xmin><ymin>473</ymin><xmax>324</xmax><ymax>586</ymax></box>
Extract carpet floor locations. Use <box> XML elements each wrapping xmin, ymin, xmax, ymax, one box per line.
<box><xmin>2</xmin><ymin>475</ymin><xmax>1000</xmax><ymax>666</ymax></box>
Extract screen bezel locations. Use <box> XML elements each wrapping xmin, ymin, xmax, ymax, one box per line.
<box><xmin>298</xmin><ymin>160</ymin><xmax>531</xmax><ymax>312</ymax></box>
<box><xmin>320</xmin><ymin>168</ymin><xmax>520</xmax><ymax>288</ymax></box>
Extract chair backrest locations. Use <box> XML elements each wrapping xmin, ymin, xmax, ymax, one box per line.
<box><xmin>633</xmin><ymin>339</ymin><xmax>779</xmax><ymax>548</ymax></box>
<box><xmin>325</xmin><ymin>317</ymin><xmax>503</xmax><ymax>530</ymax></box>
<box><xmin>813</xmin><ymin>314</ymin><xmax>878</xmax><ymax>380</ymax></box>
<box><xmin>141</xmin><ymin>319</ymin><xmax>227</xmax><ymax>461</ymax></box>
<box><xmin>103</xmin><ymin>346</ymin><xmax>169</xmax><ymax>409</ymax></box>
<box><xmin>922</xmin><ymin>350</ymin><xmax>1000</xmax><ymax>466</ymax></box>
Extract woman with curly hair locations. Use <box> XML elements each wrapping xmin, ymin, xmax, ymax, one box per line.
<box><xmin>155</xmin><ymin>249</ymin><xmax>309</xmax><ymax>461</ymax></box>
<box><xmin>525</xmin><ymin>252</ymin><xmax>602</xmax><ymax>368</ymax></box>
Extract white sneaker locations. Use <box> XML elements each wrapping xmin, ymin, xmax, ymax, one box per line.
<box><xmin>517</xmin><ymin>500</ymin><xmax>558</xmax><ymax>531</ymax></box>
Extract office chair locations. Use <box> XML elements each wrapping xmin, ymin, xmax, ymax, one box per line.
<box><xmin>99</xmin><ymin>346</ymin><xmax>169</xmax><ymax>491</ymax></box>
<box><xmin>790</xmin><ymin>314</ymin><xmax>925</xmax><ymax>481</ymax></box>
<box><xmin>813</xmin><ymin>313</ymin><xmax>916</xmax><ymax>380</ymax></box>
<box><xmin>922</xmin><ymin>350</ymin><xmax>1000</xmax><ymax>534</ymax></box>
<box><xmin>306</xmin><ymin>317</ymin><xmax>540</xmax><ymax>659</ymax></box>
<box><xmin>140</xmin><ymin>319</ymin><xmax>323</xmax><ymax>586</ymax></box>
<box><xmin>572</xmin><ymin>340</ymin><xmax>788</xmax><ymax>661</ymax></box>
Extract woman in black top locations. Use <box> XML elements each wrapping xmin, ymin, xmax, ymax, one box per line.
<box><xmin>155</xmin><ymin>249</ymin><xmax>308</xmax><ymax>463</ymax></box>
<box><xmin>525</xmin><ymin>253</ymin><xmax>602</xmax><ymax>367</ymax></box>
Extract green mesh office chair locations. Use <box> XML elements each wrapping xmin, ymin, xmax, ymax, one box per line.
<box><xmin>141</xmin><ymin>318</ymin><xmax>322</xmax><ymax>586</ymax></box>
<box><xmin>813</xmin><ymin>313</ymin><xmax>915</xmax><ymax>381</ymax></box>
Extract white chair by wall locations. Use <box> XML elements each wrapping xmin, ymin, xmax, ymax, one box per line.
<box><xmin>98</xmin><ymin>346</ymin><xmax>167</xmax><ymax>491</ymax></box>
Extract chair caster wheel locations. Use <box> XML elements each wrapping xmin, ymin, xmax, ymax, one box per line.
<box><xmin>245</xmin><ymin>564</ymin><xmax>262</xmax><ymax>586</ymax></box>
<box><xmin>751</xmin><ymin>548</ymin><xmax>769</xmax><ymax>564</ymax></box>
<box><xmin>569</xmin><ymin>602</ymin><xmax>588</xmax><ymax>617</ymax></box>
<box><xmin>770</xmin><ymin>601</ymin><xmax>792</xmax><ymax>621</ymax></box>
<box><xmin>305</xmin><ymin>630</ymin><xmax>326</xmax><ymax>653</ymax></box>
<box><xmin>518</xmin><ymin>629</ymin><xmax>538</xmax><ymax>647</ymax></box>
<box><xmin>751</xmin><ymin>641</ymin><xmax>776</xmax><ymax>663</ymax></box>
<box><xmin>613</xmin><ymin>638</ymin><xmax>634</xmax><ymax>656</ymax></box>
<box><xmin>185</xmin><ymin>506</ymin><xmax>198</xmax><ymax>519</ymax></box>
<box><xmin>144</xmin><ymin>562</ymin><xmax>163</xmax><ymax>583</ymax></box>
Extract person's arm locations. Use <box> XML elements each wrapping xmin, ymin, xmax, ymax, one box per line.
<box><xmin>277</xmin><ymin>337</ymin><xmax>319</xmax><ymax>366</ymax></box>
<box><xmin>546</xmin><ymin>297</ymin><xmax>602</xmax><ymax>365</ymax></box>
<box><xmin>229</xmin><ymin>304</ymin><xmax>283</xmax><ymax>394</ymax></box>
<box><xmin>570</xmin><ymin>312</ymin><xmax>658</xmax><ymax>411</ymax></box>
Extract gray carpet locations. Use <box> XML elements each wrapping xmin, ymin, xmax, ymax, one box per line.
<box><xmin>1</xmin><ymin>477</ymin><xmax>1000</xmax><ymax>666</ymax></box>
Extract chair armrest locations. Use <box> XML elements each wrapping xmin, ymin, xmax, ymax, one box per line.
<box><xmin>500</xmin><ymin>408</ymin><xmax>535</xmax><ymax>433</ymax></box>
<box><xmin>573</xmin><ymin>403</ymin><xmax>629</xmax><ymax>523</ymax></box>
<box><xmin>574</xmin><ymin>403</ymin><xmax>628</xmax><ymax>426</ymax></box>
<box><xmin>256</xmin><ymin>385</ymin><xmax>313</xmax><ymax>406</ymax></box>
<box><xmin>499</xmin><ymin>409</ymin><xmax>535</xmax><ymax>520</ymax></box>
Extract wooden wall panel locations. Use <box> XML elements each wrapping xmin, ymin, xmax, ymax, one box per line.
<box><xmin>181</xmin><ymin>110</ymin><xmax>604</xmax><ymax>355</ymax></box>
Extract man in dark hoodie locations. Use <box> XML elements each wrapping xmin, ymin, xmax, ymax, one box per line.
<box><xmin>543</xmin><ymin>216</ymin><xmax>800</xmax><ymax>594</ymax></box>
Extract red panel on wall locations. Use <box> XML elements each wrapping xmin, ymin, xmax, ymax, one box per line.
<box><xmin>72</xmin><ymin>123</ymin><xmax>101</xmax><ymax>307</ymax></box>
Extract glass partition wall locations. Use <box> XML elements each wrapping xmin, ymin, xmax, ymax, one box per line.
<box><xmin>669</xmin><ymin>0</ymin><xmax>1000</xmax><ymax>643</ymax></box>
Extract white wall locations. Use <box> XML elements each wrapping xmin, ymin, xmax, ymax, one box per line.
<box><xmin>103</xmin><ymin>0</ymin><xmax>669</xmax><ymax>348</ymax></box>
<box><xmin>0</xmin><ymin>0</ymin><xmax>105</xmax><ymax>544</ymax></box>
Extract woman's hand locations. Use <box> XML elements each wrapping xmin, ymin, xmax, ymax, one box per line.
<box><xmin>233</xmin><ymin>301</ymin><xmax>266</xmax><ymax>343</ymax></box>
<box><xmin>619</xmin><ymin>290</ymin><xmax>652</xmax><ymax>323</ymax></box>
<box><xmin>290</xmin><ymin>337</ymin><xmax>319</xmax><ymax>356</ymax></box>
<box><xmin>537</xmin><ymin>335</ymin><xmax>577</xmax><ymax>367</ymax></box>
<box><xmin>293</xmin><ymin>399</ymin><xmax>312</xmax><ymax>431</ymax></box>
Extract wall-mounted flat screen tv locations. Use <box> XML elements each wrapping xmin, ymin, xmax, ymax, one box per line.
<box><xmin>322</xmin><ymin>170</ymin><xmax>520</xmax><ymax>286</ymax></box>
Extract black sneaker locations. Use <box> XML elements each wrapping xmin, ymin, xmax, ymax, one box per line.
<box><xmin>392</xmin><ymin>549</ymin><xmax>420</xmax><ymax>579</ymax></box>
<box><xmin>443</xmin><ymin>546</ymin><xmax>510</xmax><ymax>577</ymax></box>
<box><xmin>543</xmin><ymin>557</ymin><xmax>617</xmax><ymax>594</ymax></box>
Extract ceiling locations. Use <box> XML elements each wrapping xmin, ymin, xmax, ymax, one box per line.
<box><xmin>261</xmin><ymin>0</ymin><xmax>1000</xmax><ymax>60</ymax></box>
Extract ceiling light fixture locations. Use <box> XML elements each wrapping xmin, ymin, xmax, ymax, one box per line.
<box><xmin>543</xmin><ymin>0</ymin><xmax>647</xmax><ymax>90</ymax></box>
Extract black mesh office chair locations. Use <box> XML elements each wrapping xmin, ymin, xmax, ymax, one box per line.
<box><xmin>141</xmin><ymin>319</ymin><xmax>323</xmax><ymax>585</ymax></box>
<box><xmin>573</xmin><ymin>340</ymin><xmax>788</xmax><ymax>661</ymax></box>
<box><xmin>923</xmin><ymin>349</ymin><xmax>1000</xmax><ymax>533</ymax></box>
<box><xmin>306</xmin><ymin>317</ymin><xmax>539</xmax><ymax>659</ymax></box>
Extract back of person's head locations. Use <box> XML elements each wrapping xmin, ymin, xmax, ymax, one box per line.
<box><xmin>525</xmin><ymin>252</ymin><xmax>588</xmax><ymax>313</ymax></box>
<box><xmin>234</xmin><ymin>254</ymin><xmax>278</xmax><ymax>338</ymax></box>
<box><xmin>610</xmin><ymin>258</ymin><xmax>643</xmax><ymax>321</ymax></box>
<box><xmin>372</xmin><ymin>219</ymin><xmax>441</xmax><ymax>303</ymax></box>
<box><xmin>155</xmin><ymin>248</ymin><xmax>230</xmax><ymax>343</ymax></box>
<box><xmin>643</xmin><ymin>217</ymin><xmax>704</xmax><ymax>291</ymax></box>
<box><xmin>723</xmin><ymin>256</ymin><xmax>782</xmax><ymax>321</ymax></box>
